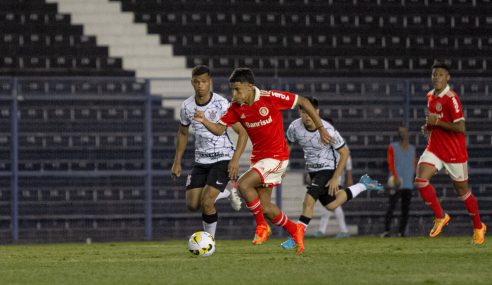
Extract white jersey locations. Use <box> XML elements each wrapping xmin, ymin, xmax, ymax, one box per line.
<box><xmin>180</xmin><ymin>92</ymin><xmax>235</xmax><ymax>164</ymax></box>
<box><xmin>286</xmin><ymin>118</ymin><xmax>345</xmax><ymax>173</ymax></box>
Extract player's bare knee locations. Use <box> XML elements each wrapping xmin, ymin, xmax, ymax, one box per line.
<box><xmin>414</xmin><ymin>177</ymin><xmax>429</xmax><ymax>189</ymax></box>
<box><xmin>186</xmin><ymin>203</ymin><xmax>200</xmax><ymax>212</ymax></box>
<box><xmin>325</xmin><ymin>204</ymin><xmax>336</xmax><ymax>211</ymax></box>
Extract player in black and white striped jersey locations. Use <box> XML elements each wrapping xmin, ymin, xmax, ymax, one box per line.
<box><xmin>171</xmin><ymin>65</ymin><xmax>248</xmax><ymax>238</ymax></box>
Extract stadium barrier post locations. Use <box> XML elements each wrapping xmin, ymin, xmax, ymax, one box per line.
<box><xmin>144</xmin><ymin>79</ymin><xmax>153</xmax><ymax>240</ymax></box>
<box><xmin>275</xmin><ymin>184</ymin><xmax>283</xmax><ymax>237</ymax></box>
<box><xmin>10</xmin><ymin>78</ymin><xmax>19</xmax><ymax>242</ymax></box>
<box><xmin>404</xmin><ymin>80</ymin><xmax>410</xmax><ymax>128</ymax></box>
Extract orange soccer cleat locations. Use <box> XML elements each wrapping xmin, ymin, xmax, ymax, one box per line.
<box><xmin>292</xmin><ymin>223</ymin><xmax>305</xmax><ymax>254</ymax></box>
<box><xmin>429</xmin><ymin>213</ymin><xmax>451</xmax><ymax>238</ymax></box>
<box><xmin>473</xmin><ymin>223</ymin><xmax>487</xmax><ymax>245</ymax></box>
<box><xmin>252</xmin><ymin>224</ymin><xmax>272</xmax><ymax>245</ymax></box>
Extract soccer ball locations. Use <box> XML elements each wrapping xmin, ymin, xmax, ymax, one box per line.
<box><xmin>188</xmin><ymin>231</ymin><xmax>215</xmax><ymax>257</ymax></box>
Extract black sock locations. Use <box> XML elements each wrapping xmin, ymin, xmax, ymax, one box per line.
<box><xmin>299</xmin><ymin>215</ymin><xmax>311</xmax><ymax>226</ymax></box>
<box><xmin>202</xmin><ymin>212</ymin><xmax>218</xmax><ymax>224</ymax></box>
<box><xmin>344</xmin><ymin>188</ymin><xmax>353</xmax><ymax>201</ymax></box>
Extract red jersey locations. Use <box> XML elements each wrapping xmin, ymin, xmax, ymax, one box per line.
<box><xmin>219</xmin><ymin>88</ymin><xmax>298</xmax><ymax>163</ymax></box>
<box><xmin>425</xmin><ymin>85</ymin><xmax>468</xmax><ymax>163</ymax></box>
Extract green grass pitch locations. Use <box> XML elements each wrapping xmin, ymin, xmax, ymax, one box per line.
<box><xmin>0</xmin><ymin>236</ymin><xmax>490</xmax><ymax>285</ymax></box>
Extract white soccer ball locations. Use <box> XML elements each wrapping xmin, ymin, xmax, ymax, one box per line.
<box><xmin>188</xmin><ymin>231</ymin><xmax>215</xmax><ymax>257</ymax></box>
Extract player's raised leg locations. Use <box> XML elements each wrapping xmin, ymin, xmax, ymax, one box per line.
<box><xmin>281</xmin><ymin>174</ymin><xmax>382</xmax><ymax>250</ymax></box>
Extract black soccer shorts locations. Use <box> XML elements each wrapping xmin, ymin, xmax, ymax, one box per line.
<box><xmin>185</xmin><ymin>160</ymin><xmax>230</xmax><ymax>192</ymax></box>
<box><xmin>306</xmin><ymin>169</ymin><xmax>339</xmax><ymax>206</ymax></box>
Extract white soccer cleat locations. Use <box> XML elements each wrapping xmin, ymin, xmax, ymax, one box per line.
<box><xmin>228</xmin><ymin>187</ymin><xmax>242</xmax><ymax>211</ymax></box>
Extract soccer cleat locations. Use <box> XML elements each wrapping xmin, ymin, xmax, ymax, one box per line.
<box><xmin>280</xmin><ymin>237</ymin><xmax>296</xmax><ymax>250</ymax></box>
<box><xmin>429</xmin><ymin>213</ymin><xmax>451</xmax><ymax>238</ymax></box>
<box><xmin>472</xmin><ymin>223</ymin><xmax>486</xmax><ymax>245</ymax></box>
<box><xmin>359</xmin><ymin>174</ymin><xmax>384</xmax><ymax>191</ymax></box>
<box><xmin>228</xmin><ymin>187</ymin><xmax>242</xmax><ymax>211</ymax></box>
<box><xmin>292</xmin><ymin>223</ymin><xmax>306</xmax><ymax>254</ymax></box>
<box><xmin>252</xmin><ymin>224</ymin><xmax>272</xmax><ymax>245</ymax></box>
<box><xmin>335</xmin><ymin>232</ymin><xmax>350</xmax><ymax>239</ymax></box>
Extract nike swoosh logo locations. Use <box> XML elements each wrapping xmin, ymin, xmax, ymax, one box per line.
<box><xmin>216</xmin><ymin>181</ymin><xmax>223</xmax><ymax>185</ymax></box>
<box><xmin>311</xmin><ymin>183</ymin><xmax>319</xmax><ymax>187</ymax></box>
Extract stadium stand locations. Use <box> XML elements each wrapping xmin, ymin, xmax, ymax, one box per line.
<box><xmin>0</xmin><ymin>0</ymin><xmax>490</xmax><ymax>242</ymax></box>
<box><xmin>0</xmin><ymin>0</ymin><xmax>133</xmax><ymax>76</ymax></box>
<box><xmin>115</xmin><ymin>0</ymin><xmax>492</xmax><ymax>77</ymax></box>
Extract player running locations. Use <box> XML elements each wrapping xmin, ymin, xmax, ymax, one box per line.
<box><xmin>171</xmin><ymin>65</ymin><xmax>248</xmax><ymax>238</ymax></box>
<box><xmin>193</xmin><ymin>67</ymin><xmax>331</xmax><ymax>254</ymax></box>
<box><xmin>280</xmin><ymin>97</ymin><xmax>383</xmax><ymax>249</ymax></box>
<box><xmin>416</xmin><ymin>60</ymin><xmax>486</xmax><ymax>245</ymax></box>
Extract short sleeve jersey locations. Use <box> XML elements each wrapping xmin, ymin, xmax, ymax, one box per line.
<box><xmin>286</xmin><ymin>118</ymin><xmax>346</xmax><ymax>172</ymax></box>
<box><xmin>180</xmin><ymin>92</ymin><xmax>235</xmax><ymax>164</ymax></box>
<box><xmin>425</xmin><ymin>85</ymin><xmax>468</xmax><ymax>163</ymax></box>
<box><xmin>218</xmin><ymin>88</ymin><xmax>298</xmax><ymax>163</ymax></box>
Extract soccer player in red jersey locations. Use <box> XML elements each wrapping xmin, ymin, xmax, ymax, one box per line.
<box><xmin>193</xmin><ymin>67</ymin><xmax>332</xmax><ymax>254</ymax></box>
<box><xmin>415</xmin><ymin>60</ymin><xmax>486</xmax><ymax>245</ymax></box>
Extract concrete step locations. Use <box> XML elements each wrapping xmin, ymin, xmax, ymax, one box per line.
<box><xmin>109</xmin><ymin>45</ymin><xmax>173</xmax><ymax>57</ymax></box>
<box><xmin>97</xmin><ymin>35</ymin><xmax>161</xmax><ymax>46</ymax></box>
<box><xmin>50</xmin><ymin>1</ymin><xmax>121</xmax><ymax>13</ymax></box>
<box><xmin>136</xmin><ymin>69</ymin><xmax>190</xmax><ymax>79</ymax></box>
<box><xmin>124</xmin><ymin>57</ymin><xmax>186</xmax><ymax>69</ymax></box>
<box><xmin>84</xmin><ymin>23</ymin><xmax>147</xmax><ymax>35</ymax></box>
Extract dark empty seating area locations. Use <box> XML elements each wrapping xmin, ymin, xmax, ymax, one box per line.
<box><xmin>116</xmin><ymin>0</ymin><xmax>492</xmax><ymax>76</ymax></box>
<box><xmin>0</xmin><ymin>0</ymin><xmax>133</xmax><ymax>76</ymax></box>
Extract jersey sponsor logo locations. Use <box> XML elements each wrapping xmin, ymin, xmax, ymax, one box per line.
<box><xmin>259</xmin><ymin>107</ymin><xmax>269</xmax><ymax>116</ymax></box>
<box><xmin>197</xmin><ymin>152</ymin><xmax>226</xmax><ymax>159</ymax></box>
<box><xmin>306</xmin><ymin>163</ymin><xmax>328</xmax><ymax>169</ymax></box>
<box><xmin>244</xmin><ymin>116</ymin><xmax>272</xmax><ymax>128</ymax></box>
<box><xmin>240</xmin><ymin>113</ymin><xmax>246</xmax><ymax>119</ymax></box>
<box><xmin>271</xmin><ymin>91</ymin><xmax>290</xmax><ymax>101</ymax></box>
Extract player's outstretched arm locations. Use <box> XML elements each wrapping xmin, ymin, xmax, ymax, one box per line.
<box><xmin>193</xmin><ymin>109</ymin><xmax>227</xmax><ymax>136</ymax></box>
<box><xmin>228</xmin><ymin>122</ymin><xmax>248</xmax><ymax>179</ymax></box>
<box><xmin>171</xmin><ymin>125</ymin><xmax>189</xmax><ymax>179</ymax></box>
<box><xmin>296</xmin><ymin>96</ymin><xmax>333</xmax><ymax>144</ymax></box>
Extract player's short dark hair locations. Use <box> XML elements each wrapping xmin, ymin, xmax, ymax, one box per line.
<box><xmin>431</xmin><ymin>60</ymin><xmax>450</xmax><ymax>72</ymax></box>
<box><xmin>192</xmin><ymin>65</ymin><xmax>211</xmax><ymax>77</ymax></box>
<box><xmin>229</xmin><ymin>67</ymin><xmax>255</xmax><ymax>84</ymax></box>
<box><xmin>299</xmin><ymin>96</ymin><xmax>319</xmax><ymax>110</ymax></box>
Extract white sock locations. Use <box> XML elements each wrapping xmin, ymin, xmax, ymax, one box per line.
<box><xmin>347</xmin><ymin>183</ymin><xmax>367</xmax><ymax>199</ymax></box>
<box><xmin>318</xmin><ymin>208</ymin><xmax>332</xmax><ymax>234</ymax></box>
<box><xmin>334</xmin><ymin>207</ymin><xmax>348</xmax><ymax>233</ymax></box>
<box><xmin>215</xmin><ymin>189</ymin><xmax>230</xmax><ymax>202</ymax></box>
<box><xmin>203</xmin><ymin>221</ymin><xmax>217</xmax><ymax>238</ymax></box>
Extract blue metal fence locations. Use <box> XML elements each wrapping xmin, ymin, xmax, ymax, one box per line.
<box><xmin>1</xmin><ymin>76</ymin><xmax>491</xmax><ymax>242</ymax></box>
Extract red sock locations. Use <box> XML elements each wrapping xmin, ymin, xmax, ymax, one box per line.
<box><xmin>461</xmin><ymin>191</ymin><xmax>483</xmax><ymax>229</ymax></box>
<box><xmin>246</xmin><ymin>197</ymin><xmax>267</xmax><ymax>226</ymax></box>
<box><xmin>272</xmin><ymin>211</ymin><xmax>297</xmax><ymax>236</ymax></box>
<box><xmin>418</xmin><ymin>182</ymin><xmax>444</xmax><ymax>219</ymax></box>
